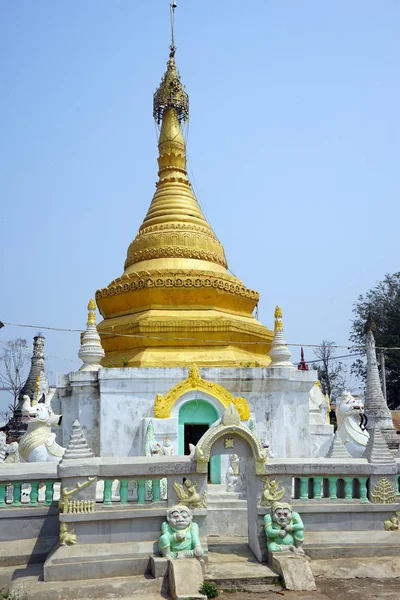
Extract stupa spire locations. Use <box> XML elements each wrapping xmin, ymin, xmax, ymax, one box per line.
<box><xmin>268</xmin><ymin>306</ymin><xmax>294</xmax><ymax>369</ymax></box>
<box><xmin>364</xmin><ymin>315</ymin><xmax>398</xmax><ymax>451</ymax></box>
<box><xmin>94</xmin><ymin>5</ymin><xmax>273</xmax><ymax>367</ymax></box>
<box><xmin>78</xmin><ymin>299</ymin><xmax>105</xmax><ymax>371</ymax></box>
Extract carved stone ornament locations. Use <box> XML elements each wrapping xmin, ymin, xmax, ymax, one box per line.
<box><xmin>384</xmin><ymin>511</ymin><xmax>400</xmax><ymax>531</ymax></box>
<box><xmin>59</xmin><ymin>477</ymin><xmax>97</xmax><ymax>514</ymax></box>
<box><xmin>153</xmin><ymin>364</ymin><xmax>251</xmax><ymax>420</ymax></box>
<box><xmin>224</xmin><ymin>438</ymin><xmax>235</xmax><ymax>449</ymax></box>
<box><xmin>194</xmin><ymin>404</ymin><xmax>267</xmax><ymax>475</ymax></box>
<box><xmin>261</xmin><ymin>476</ymin><xmax>285</xmax><ymax>507</ymax></box>
<box><xmin>59</xmin><ymin>523</ymin><xmax>76</xmax><ymax>546</ymax></box>
<box><xmin>96</xmin><ymin>269</ymin><xmax>259</xmax><ymax>303</ymax></box>
<box><xmin>370</xmin><ymin>477</ymin><xmax>397</xmax><ymax>504</ymax></box>
<box><xmin>172</xmin><ymin>478</ymin><xmax>207</xmax><ymax>508</ymax></box>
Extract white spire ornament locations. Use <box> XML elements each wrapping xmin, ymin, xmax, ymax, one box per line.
<box><xmin>78</xmin><ymin>299</ymin><xmax>105</xmax><ymax>371</ymax></box>
<box><xmin>364</xmin><ymin>315</ymin><xmax>398</xmax><ymax>451</ymax></box>
<box><xmin>268</xmin><ymin>306</ymin><xmax>294</xmax><ymax>368</ymax></box>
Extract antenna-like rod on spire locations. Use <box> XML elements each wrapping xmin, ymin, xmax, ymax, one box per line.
<box><xmin>153</xmin><ymin>0</ymin><xmax>188</xmax><ymax>124</ymax></box>
<box><xmin>170</xmin><ymin>1</ymin><xmax>177</xmax><ymax>57</ymax></box>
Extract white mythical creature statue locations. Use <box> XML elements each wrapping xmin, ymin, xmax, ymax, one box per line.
<box><xmin>19</xmin><ymin>372</ymin><xmax>65</xmax><ymax>462</ymax></box>
<box><xmin>336</xmin><ymin>391</ymin><xmax>369</xmax><ymax>458</ymax></box>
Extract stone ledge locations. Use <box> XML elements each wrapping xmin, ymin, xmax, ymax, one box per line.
<box><xmin>257</xmin><ymin>501</ymin><xmax>400</xmax><ymax>515</ymax></box>
<box><xmin>60</xmin><ymin>506</ymin><xmax>207</xmax><ymax>522</ymax></box>
<box><xmin>0</xmin><ymin>506</ymin><xmax>59</xmax><ymax>518</ymax></box>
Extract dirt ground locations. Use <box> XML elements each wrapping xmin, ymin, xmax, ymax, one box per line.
<box><xmin>216</xmin><ymin>578</ymin><xmax>400</xmax><ymax>600</ymax></box>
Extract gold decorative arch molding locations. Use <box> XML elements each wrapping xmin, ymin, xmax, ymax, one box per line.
<box><xmin>153</xmin><ymin>364</ymin><xmax>251</xmax><ymax>420</ymax></box>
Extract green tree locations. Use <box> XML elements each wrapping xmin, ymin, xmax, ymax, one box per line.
<box><xmin>350</xmin><ymin>272</ymin><xmax>400</xmax><ymax>410</ymax></box>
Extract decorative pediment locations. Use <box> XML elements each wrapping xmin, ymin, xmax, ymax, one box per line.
<box><xmin>194</xmin><ymin>404</ymin><xmax>267</xmax><ymax>475</ymax></box>
<box><xmin>153</xmin><ymin>364</ymin><xmax>250</xmax><ymax>420</ymax></box>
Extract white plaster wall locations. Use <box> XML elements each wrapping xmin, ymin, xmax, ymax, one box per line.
<box><xmin>56</xmin><ymin>366</ymin><xmax>317</xmax><ymax>459</ymax></box>
<box><xmin>57</xmin><ymin>371</ymin><xmax>100</xmax><ymax>456</ymax></box>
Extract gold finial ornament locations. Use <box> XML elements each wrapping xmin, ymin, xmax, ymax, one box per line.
<box><xmin>87</xmin><ymin>299</ymin><xmax>96</xmax><ymax>326</ymax></box>
<box><xmin>274</xmin><ymin>305</ymin><xmax>283</xmax><ymax>331</ymax></box>
<box><xmin>153</xmin><ymin>2</ymin><xmax>188</xmax><ymax>125</ymax></box>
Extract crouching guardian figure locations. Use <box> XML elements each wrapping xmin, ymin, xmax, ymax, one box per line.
<box><xmin>159</xmin><ymin>504</ymin><xmax>204</xmax><ymax>559</ymax></box>
<box><xmin>264</xmin><ymin>500</ymin><xmax>305</xmax><ymax>554</ymax></box>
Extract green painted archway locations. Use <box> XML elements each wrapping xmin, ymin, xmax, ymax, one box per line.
<box><xmin>178</xmin><ymin>400</ymin><xmax>221</xmax><ymax>484</ymax></box>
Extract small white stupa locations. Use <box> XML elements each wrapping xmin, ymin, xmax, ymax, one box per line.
<box><xmin>78</xmin><ymin>299</ymin><xmax>105</xmax><ymax>371</ymax></box>
<box><xmin>268</xmin><ymin>306</ymin><xmax>294</xmax><ymax>368</ymax></box>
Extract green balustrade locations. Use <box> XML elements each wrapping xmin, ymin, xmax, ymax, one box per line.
<box><xmin>119</xmin><ymin>479</ymin><xmax>129</xmax><ymax>504</ymax></box>
<box><xmin>313</xmin><ymin>476</ymin><xmax>323</xmax><ymax>500</ymax></box>
<box><xmin>358</xmin><ymin>477</ymin><xmax>368</xmax><ymax>503</ymax></box>
<box><xmin>44</xmin><ymin>481</ymin><xmax>55</xmax><ymax>506</ymax></box>
<box><xmin>396</xmin><ymin>475</ymin><xmax>400</xmax><ymax>497</ymax></box>
<box><xmin>328</xmin><ymin>477</ymin><xmax>338</xmax><ymax>500</ymax></box>
<box><xmin>12</xmin><ymin>482</ymin><xmax>22</xmax><ymax>506</ymax></box>
<box><xmin>137</xmin><ymin>480</ymin><xmax>145</xmax><ymax>504</ymax></box>
<box><xmin>152</xmin><ymin>479</ymin><xmax>161</xmax><ymax>502</ymax></box>
<box><xmin>103</xmin><ymin>479</ymin><xmax>113</xmax><ymax>505</ymax></box>
<box><xmin>0</xmin><ymin>483</ymin><xmax>7</xmax><ymax>507</ymax></box>
<box><xmin>30</xmin><ymin>482</ymin><xmax>39</xmax><ymax>506</ymax></box>
<box><xmin>299</xmin><ymin>477</ymin><xmax>309</xmax><ymax>500</ymax></box>
<box><xmin>343</xmin><ymin>477</ymin><xmax>353</xmax><ymax>500</ymax></box>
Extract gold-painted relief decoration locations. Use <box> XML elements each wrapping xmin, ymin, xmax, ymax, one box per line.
<box><xmin>59</xmin><ymin>477</ymin><xmax>97</xmax><ymax>514</ymax></box>
<box><xmin>153</xmin><ymin>365</ymin><xmax>251</xmax><ymax>420</ymax></box>
<box><xmin>261</xmin><ymin>476</ymin><xmax>285</xmax><ymax>507</ymax></box>
<box><xmin>173</xmin><ymin>478</ymin><xmax>207</xmax><ymax>509</ymax></box>
<box><xmin>371</xmin><ymin>477</ymin><xmax>397</xmax><ymax>504</ymax></box>
<box><xmin>59</xmin><ymin>523</ymin><xmax>77</xmax><ymax>546</ymax></box>
<box><xmin>384</xmin><ymin>511</ymin><xmax>400</xmax><ymax>531</ymax></box>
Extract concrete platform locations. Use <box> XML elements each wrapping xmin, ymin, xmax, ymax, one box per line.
<box><xmin>44</xmin><ymin>540</ymin><xmax>156</xmax><ymax>581</ymax></box>
<box><xmin>311</xmin><ymin>556</ymin><xmax>400</xmax><ymax>579</ymax></box>
<box><xmin>304</xmin><ymin>530</ymin><xmax>400</xmax><ymax>559</ymax></box>
<box><xmin>2</xmin><ymin>563</ymin><xmax>170</xmax><ymax>600</ymax></box>
<box><xmin>0</xmin><ymin>536</ymin><xmax>57</xmax><ymax>567</ymax></box>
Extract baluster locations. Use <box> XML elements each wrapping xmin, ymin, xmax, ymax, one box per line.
<box><xmin>103</xmin><ymin>479</ymin><xmax>113</xmax><ymax>506</ymax></box>
<box><xmin>299</xmin><ymin>477</ymin><xmax>309</xmax><ymax>500</ymax></box>
<box><xmin>30</xmin><ymin>481</ymin><xmax>39</xmax><ymax>506</ymax></box>
<box><xmin>119</xmin><ymin>479</ymin><xmax>129</xmax><ymax>505</ymax></box>
<box><xmin>328</xmin><ymin>477</ymin><xmax>338</xmax><ymax>500</ymax></box>
<box><xmin>313</xmin><ymin>476</ymin><xmax>323</xmax><ymax>500</ymax></box>
<box><xmin>12</xmin><ymin>482</ymin><xmax>22</xmax><ymax>506</ymax></box>
<box><xmin>0</xmin><ymin>483</ymin><xmax>7</xmax><ymax>507</ymax></box>
<box><xmin>358</xmin><ymin>477</ymin><xmax>368</xmax><ymax>503</ymax></box>
<box><xmin>152</xmin><ymin>479</ymin><xmax>161</xmax><ymax>502</ymax></box>
<box><xmin>44</xmin><ymin>481</ymin><xmax>55</xmax><ymax>506</ymax></box>
<box><xmin>343</xmin><ymin>477</ymin><xmax>353</xmax><ymax>500</ymax></box>
<box><xmin>396</xmin><ymin>475</ymin><xmax>400</xmax><ymax>497</ymax></box>
<box><xmin>137</xmin><ymin>480</ymin><xmax>145</xmax><ymax>505</ymax></box>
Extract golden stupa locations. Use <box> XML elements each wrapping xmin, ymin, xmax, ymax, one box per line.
<box><xmin>95</xmin><ymin>29</ymin><xmax>273</xmax><ymax>367</ymax></box>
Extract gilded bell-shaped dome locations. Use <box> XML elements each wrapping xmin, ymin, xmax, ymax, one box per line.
<box><xmin>95</xmin><ymin>45</ymin><xmax>272</xmax><ymax>367</ymax></box>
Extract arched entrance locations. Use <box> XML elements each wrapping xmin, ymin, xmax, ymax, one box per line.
<box><xmin>178</xmin><ymin>400</ymin><xmax>221</xmax><ymax>484</ymax></box>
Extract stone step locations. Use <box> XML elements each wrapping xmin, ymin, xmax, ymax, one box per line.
<box><xmin>208</xmin><ymin>499</ymin><xmax>247</xmax><ymax>509</ymax></box>
<box><xmin>304</xmin><ymin>530</ymin><xmax>400</xmax><ymax>559</ymax></box>
<box><xmin>2</xmin><ymin>563</ymin><xmax>170</xmax><ymax>600</ymax></box>
<box><xmin>311</xmin><ymin>556</ymin><xmax>400</xmax><ymax>579</ymax></box>
<box><xmin>206</xmin><ymin>536</ymin><xmax>281</xmax><ymax>589</ymax></box>
<box><xmin>0</xmin><ymin>536</ymin><xmax>57</xmax><ymax>567</ymax></box>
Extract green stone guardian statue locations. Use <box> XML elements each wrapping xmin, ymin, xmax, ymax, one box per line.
<box><xmin>264</xmin><ymin>500</ymin><xmax>305</xmax><ymax>554</ymax></box>
<box><xmin>159</xmin><ymin>504</ymin><xmax>204</xmax><ymax>559</ymax></box>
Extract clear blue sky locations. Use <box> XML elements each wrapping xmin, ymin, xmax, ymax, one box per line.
<box><xmin>1</xmin><ymin>1</ymin><xmax>399</xmax><ymax>409</ymax></box>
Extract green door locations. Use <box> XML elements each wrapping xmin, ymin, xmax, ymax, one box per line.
<box><xmin>178</xmin><ymin>400</ymin><xmax>221</xmax><ymax>484</ymax></box>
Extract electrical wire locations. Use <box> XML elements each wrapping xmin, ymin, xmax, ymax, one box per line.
<box><xmin>1</xmin><ymin>321</ymin><xmax>400</xmax><ymax>351</ymax></box>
